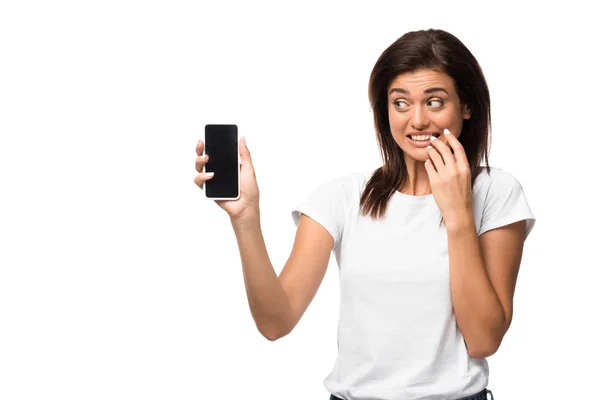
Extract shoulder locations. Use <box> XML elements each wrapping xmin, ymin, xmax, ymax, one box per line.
<box><xmin>473</xmin><ymin>166</ymin><xmax>524</xmax><ymax>198</ymax></box>
<box><xmin>472</xmin><ymin>166</ymin><xmax>536</xmax><ymax>238</ymax></box>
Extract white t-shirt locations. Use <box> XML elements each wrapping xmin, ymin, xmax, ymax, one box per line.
<box><xmin>291</xmin><ymin>166</ymin><xmax>536</xmax><ymax>400</ymax></box>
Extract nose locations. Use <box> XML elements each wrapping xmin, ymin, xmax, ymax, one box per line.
<box><xmin>411</xmin><ymin>105</ymin><xmax>430</xmax><ymax>129</ymax></box>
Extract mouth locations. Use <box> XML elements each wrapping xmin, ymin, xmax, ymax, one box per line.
<box><xmin>406</xmin><ymin>132</ymin><xmax>441</xmax><ymax>147</ymax></box>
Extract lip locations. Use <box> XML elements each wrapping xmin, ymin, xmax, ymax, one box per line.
<box><xmin>406</xmin><ymin>132</ymin><xmax>441</xmax><ymax>148</ymax></box>
<box><xmin>406</xmin><ymin>136</ymin><xmax>433</xmax><ymax>147</ymax></box>
<box><xmin>406</xmin><ymin>131</ymin><xmax>440</xmax><ymax>138</ymax></box>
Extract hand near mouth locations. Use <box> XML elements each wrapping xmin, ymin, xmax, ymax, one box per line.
<box><xmin>424</xmin><ymin>128</ymin><xmax>473</xmax><ymax>227</ymax></box>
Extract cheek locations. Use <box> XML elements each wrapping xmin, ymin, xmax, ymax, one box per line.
<box><xmin>388</xmin><ymin>107</ymin><xmax>407</xmax><ymax>129</ymax></box>
<box><xmin>431</xmin><ymin>110</ymin><xmax>455</xmax><ymax>127</ymax></box>
<box><xmin>432</xmin><ymin>110</ymin><xmax>465</xmax><ymax>134</ymax></box>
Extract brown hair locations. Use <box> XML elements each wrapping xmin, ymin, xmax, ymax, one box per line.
<box><xmin>360</xmin><ymin>29</ymin><xmax>492</xmax><ymax>225</ymax></box>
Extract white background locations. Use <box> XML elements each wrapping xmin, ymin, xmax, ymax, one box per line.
<box><xmin>1</xmin><ymin>1</ymin><xmax>598</xmax><ymax>399</ymax></box>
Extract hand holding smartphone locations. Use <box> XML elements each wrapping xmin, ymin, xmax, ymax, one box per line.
<box><xmin>194</xmin><ymin>124</ymin><xmax>260</xmax><ymax>221</ymax></box>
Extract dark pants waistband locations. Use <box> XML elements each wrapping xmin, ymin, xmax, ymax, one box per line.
<box><xmin>329</xmin><ymin>388</ymin><xmax>494</xmax><ymax>400</ymax></box>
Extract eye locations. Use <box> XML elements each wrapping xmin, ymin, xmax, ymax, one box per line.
<box><xmin>428</xmin><ymin>99</ymin><xmax>444</xmax><ymax>108</ymax></box>
<box><xmin>394</xmin><ymin>100</ymin><xmax>409</xmax><ymax>109</ymax></box>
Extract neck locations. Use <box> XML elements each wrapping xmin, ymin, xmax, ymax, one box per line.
<box><xmin>398</xmin><ymin>157</ymin><xmax>431</xmax><ymax>196</ymax></box>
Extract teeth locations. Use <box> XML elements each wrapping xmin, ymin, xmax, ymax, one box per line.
<box><xmin>410</xmin><ymin>135</ymin><xmax>435</xmax><ymax>141</ymax></box>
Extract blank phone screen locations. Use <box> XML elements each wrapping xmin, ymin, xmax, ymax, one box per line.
<box><xmin>204</xmin><ymin>124</ymin><xmax>239</xmax><ymax>199</ymax></box>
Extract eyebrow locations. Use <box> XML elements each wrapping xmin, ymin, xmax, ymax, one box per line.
<box><xmin>389</xmin><ymin>87</ymin><xmax>449</xmax><ymax>95</ymax></box>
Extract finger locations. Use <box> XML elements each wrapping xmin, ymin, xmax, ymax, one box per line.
<box><xmin>426</xmin><ymin>145</ymin><xmax>445</xmax><ymax>172</ymax></box>
<box><xmin>195</xmin><ymin>154</ymin><xmax>209</xmax><ymax>173</ymax></box>
<box><xmin>239</xmin><ymin>136</ymin><xmax>253</xmax><ymax>168</ymax></box>
<box><xmin>196</xmin><ymin>140</ymin><xmax>204</xmax><ymax>157</ymax></box>
<box><xmin>193</xmin><ymin>172</ymin><xmax>214</xmax><ymax>189</ymax></box>
<box><xmin>443</xmin><ymin>129</ymin><xmax>469</xmax><ymax>170</ymax></box>
<box><xmin>424</xmin><ymin>158</ymin><xmax>438</xmax><ymax>180</ymax></box>
<box><xmin>429</xmin><ymin>135</ymin><xmax>456</xmax><ymax>172</ymax></box>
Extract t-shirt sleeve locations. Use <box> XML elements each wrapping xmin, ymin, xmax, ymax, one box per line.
<box><xmin>479</xmin><ymin>171</ymin><xmax>536</xmax><ymax>240</ymax></box>
<box><xmin>291</xmin><ymin>178</ymin><xmax>347</xmax><ymax>250</ymax></box>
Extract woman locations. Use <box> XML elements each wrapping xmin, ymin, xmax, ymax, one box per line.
<box><xmin>194</xmin><ymin>29</ymin><xmax>535</xmax><ymax>400</ymax></box>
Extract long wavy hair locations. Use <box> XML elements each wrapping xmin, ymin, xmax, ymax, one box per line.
<box><xmin>360</xmin><ymin>29</ymin><xmax>492</xmax><ymax>226</ymax></box>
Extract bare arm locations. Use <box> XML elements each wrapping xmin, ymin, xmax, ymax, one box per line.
<box><xmin>196</xmin><ymin>138</ymin><xmax>334</xmax><ymax>341</ymax></box>
<box><xmin>446</xmin><ymin>216</ymin><xmax>525</xmax><ymax>358</ymax></box>
<box><xmin>232</xmin><ymin>212</ymin><xmax>333</xmax><ymax>341</ymax></box>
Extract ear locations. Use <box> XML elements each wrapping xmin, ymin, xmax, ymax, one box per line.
<box><xmin>462</xmin><ymin>103</ymin><xmax>472</xmax><ymax>120</ymax></box>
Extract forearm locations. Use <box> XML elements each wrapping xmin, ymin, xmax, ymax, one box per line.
<box><xmin>231</xmin><ymin>213</ymin><xmax>292</xmax><ymax>340</ymax></box>
<box><xmin>446</xmin><ymin>215</ymin><xmax>505</xmax><ymax>357</ymax></box>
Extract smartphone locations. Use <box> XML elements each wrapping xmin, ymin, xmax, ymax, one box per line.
<box><xmin>203</xmin><ymin>124</ymin><xmax>240</xmax><ymax>200</ymax></box>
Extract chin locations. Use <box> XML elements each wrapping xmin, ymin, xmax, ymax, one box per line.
<box><xmin>402</xmin><ymin>148</ymin><xmax>429</xmax><ymax>163</ymax></box>
<box><xmin>415</xmin><ymin>154</ymin><xmax>430</xmax><ymax>163</ymax></box>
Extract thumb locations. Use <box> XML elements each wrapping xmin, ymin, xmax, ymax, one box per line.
<box><xmin>239</xmin><ymin>136</ymin><xmax>253</xmax><ymax>167</ymax></box>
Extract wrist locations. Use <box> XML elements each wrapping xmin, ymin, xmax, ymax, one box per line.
<box><xmin>443</xmin><ymin>206</ymin><xmax>475</xmax><ymax>232</ymax></box>
<box><xmin>444</xmin><ymin>213</ymin><xmax>476</xmax><ymax>233</ymax></box>
<box><xmin>230</xmin><ymin>209</ymin><xmax>260</xmax><ymax>227</ymax></box>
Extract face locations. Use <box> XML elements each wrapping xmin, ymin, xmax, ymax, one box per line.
<box><xmin>387</xmin><ymin>69</ymin><xmax>471</xmax><ymax>164</ymax></box>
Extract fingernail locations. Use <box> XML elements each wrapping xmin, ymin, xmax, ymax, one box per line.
<box><xmin>243</xmin><ymin>136</ymin><xmax>247</xmax><ymax>146</ymax></box>
<box><xmin>200</xmin><ymin>154</ymin><xmax>207</xmax><ymax>160</ymax></box>
<box><xmin>444</xmin><ymin>129</ymin><xmax>451</xmax><ymax>135</ymax></box>
<box><xmin>430</xmin><ymin>136</ymin><xmax>437</xmax><ymax>141</ymax></box>
<box><xmin>205</xmin><ymin>172</ymin><xmax>214</xmax><ymax>176</ymax></box>
<box><xmin>427</xmin><ymin>146</ymin><xmax>432</xmax><ymax>149</ymax></box>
